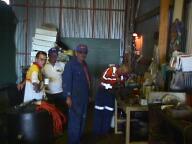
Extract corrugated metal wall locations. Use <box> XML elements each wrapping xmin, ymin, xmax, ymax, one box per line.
<box><xmin>11</xmin><ymin>0</ymin><xmax>126</xmax><ymax>82</ymax></box>
<box><xmin>186</xmin><ymin>1</ymin><xmax>192</xmax><ymax>54</ymax></box>
<box><xmin>135</xmin><ymin>0</ymin><xmax>160</xmax><ymax>59</ymax></box>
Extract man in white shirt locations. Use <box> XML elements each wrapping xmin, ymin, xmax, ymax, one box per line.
<box><xmin>42</xmin><ymin>47</ymin><xmax>65</xmax><ymax>109</ymax></box>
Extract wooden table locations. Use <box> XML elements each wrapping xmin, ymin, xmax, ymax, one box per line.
<box><xmin>115</xmin><ymin>99</ymin><xmax>148</xmax><ymax>144</ymax></box>
<box><xmin>125</xmin><ymin>105</ymin><xmax>148</xmax><ymax>144</ymax></box>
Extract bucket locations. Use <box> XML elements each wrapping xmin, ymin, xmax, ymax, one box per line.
<box><xmin>7</xmin><ymin>103</ymin><xmax>54</xmax><ymax>144</ymax></box>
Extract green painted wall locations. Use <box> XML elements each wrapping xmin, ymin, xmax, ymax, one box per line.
<box><xmin>61</xmin><ymin>38</ymin><xmax>120</xmax><ymax>78</ymax></box>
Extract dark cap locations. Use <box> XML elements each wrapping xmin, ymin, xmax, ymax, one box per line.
<box><xmin>74</xmin><ymin>44</ymin><xmax>88</xmax><ymax>54</ymax></box>
<box><xmin>48</xmin><ymin>47</ymin><xmax>58</xmax><ymax>55</ymax></box>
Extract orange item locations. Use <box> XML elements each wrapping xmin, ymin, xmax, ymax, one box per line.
<box><xmin>36</xmin><ymin>101</ymin><xmax>67</xmax><ymax>136</ymax></box>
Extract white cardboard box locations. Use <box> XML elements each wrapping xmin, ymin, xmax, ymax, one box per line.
<box><xmin>34</xmin><ymin>34</ymin><xmax>56</xmax><ymax>42</ymax></box>
<box><xmin>32</xmin><ymin>44</ymin><xmax>51</xmax><ymax>52</ymax></box>
<box><xmin>32</xmin><ymin>38</ymin><xmax>55</xmax><ymax>47</ymax></box>
<box><xmin>148</xmin><ymin>91</ymin><xmax>186</xmax><ymax>104</ymax></box>
<box><xmin>35</xmin><ymin>28</ymin><xmax>57</xmax><ymax>37</ymax></box>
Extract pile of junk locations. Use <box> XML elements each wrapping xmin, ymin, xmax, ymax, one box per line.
<box><xmin>6</xmin><ymin>99</ymin><xmax>66</xmax><ymax>144</ymax></box>
<box><xmin>148</xmin><ymin>92</ymin><xmax>192</xmax><ymax>144</ymax></box>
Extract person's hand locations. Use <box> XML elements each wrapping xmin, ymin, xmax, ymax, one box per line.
<box><xmin>39</xmin><ymin>81</ymin><xmax>44</xmax><ymax>90</ymax></box>
<box><xmin>88</xmin><ymin>96</ymin><xmax>92</xmax><ymax>103</ymax></box>
<box><xmin>17</xmin><ymin>83</ymin><xmax>24</xmax><ymax>91</ymax></box>
<box><xmin>116</xmin><ymin>77</ymin><xmax>121</xmax><ymax>82</ymax></box>
<box><xmin>17</xmin><ymin>80</ymin><xmax>26</xmax><ymax>91</ymax></box>
<box><xmin>66</xmin><ymin>96</ymin><xmax>72</xmax><ymax>108</ymax></box>
<box><xmin>33</xmin><ymin>83</ymin><xmax>41</xmax><ymax>92</ymax></box>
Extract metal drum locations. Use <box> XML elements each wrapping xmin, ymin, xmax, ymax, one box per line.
<box><xmin>7</xmin><ymin>103</ymin><xmax>54</xmax><ymax>144</ymax></box>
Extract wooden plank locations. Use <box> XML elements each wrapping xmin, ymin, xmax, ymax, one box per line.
<box><xmin>159</xmin><ymin>0</ymin><xmax>170</xmax><ymax>64</ymax></box>
<box><xmin>125</xmin><ymin>106</ymin><xmax>148</xmax><ymax>144</ymax></box>
<box><xmin>130</xmin><ymin>142</ymin><xmax>148</xmax><ymax>144</ymax></box>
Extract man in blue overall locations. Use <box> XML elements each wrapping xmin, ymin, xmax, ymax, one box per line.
<box><xmin>62</xmin><ymin>44</ymin><xmax>91</xmax><ymax>144</ymax></box>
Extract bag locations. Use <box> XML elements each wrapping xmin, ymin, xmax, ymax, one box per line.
<box><xmin>170</xmin><ymin>71</ymin><xmax>184</xmax><ymax>90</ymax></box>
<box><xmin>169</xmin><ymin>50</ymin><xmax>183</xmax><ymax>70</ymax></box>
<box><xmin>179</xmin><ymin>55</ymin><xmax>192</xmax><ymax>72</ymax></box>
<box><xmin>169</xmin><ymin>55</ymin><xmax>180</xmax><ymax>70</ymax></box>
<box><xmin>165</xmin><ymin>105</ymin><xmax>192</xmax><ymax>121</ymax></box>
<box><xmin>170</xmin><ymin>54</ymin><xmax>192</xmax><ymax>71</ymax></box>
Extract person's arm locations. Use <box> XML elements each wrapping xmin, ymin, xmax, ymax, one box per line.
<box><xmin>62</xmin><ymin>62</ymin><xmax>73</xmax><ymax>107</ymax></box>
<box><xmin>66</xmin><ymin>96</ymin><xmax>72</xmax><ymax>107</ymax></box>
<box><xmin>17</xmin><ymin>80</ymin><xmax>26</xmax><ymax>91</ymax></box>
<box><xmin>102</xmin><ymin>67</ymin><xmax>119</xmax><ymax>85</ymax></box>
<box><xmin>31</xmin><ymin>71</ymin><xmax>42</xmax><ymax>92</ymax></box>
<box><xmin>103</xmin><ymin>67</ymin><xmax>117</xmax><ymax>81</ymax></box>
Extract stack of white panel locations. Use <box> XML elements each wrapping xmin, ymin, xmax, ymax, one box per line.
<box><xmin>31</xmin><ymin>27</ymin><xmax>57</xmax><ymax>63</ymax></box>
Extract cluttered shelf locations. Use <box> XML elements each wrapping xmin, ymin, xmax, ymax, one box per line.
<box><xmin>148</xmin><ymin>91</ymin><xmax>192</xmax><ymax>144</ymax></box>
<box><xmin>114</xmin><ymin>86</ymin><xmax>192</xmax><ymax>144</ymax></box>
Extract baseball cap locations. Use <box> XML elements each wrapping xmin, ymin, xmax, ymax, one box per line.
<box><xmin>75</xmin><ymin>44</ymin><xmax>88</xmax><ymax>54</ymax></box>
<box><xmin>48</xmin><ymin>47</ymin><xmax>59</xmax><ymax>55</ymax></box>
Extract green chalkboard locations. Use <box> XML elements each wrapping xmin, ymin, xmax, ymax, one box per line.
<box><xmin>61</xmin><ymin>38</ymin><xmax>120</xmax><ymax>78</ymax></box>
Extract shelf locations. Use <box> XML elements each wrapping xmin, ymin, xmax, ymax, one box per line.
<box><xmin>129</xmin><ymin>141</ymin><xmax>148</xmax><ymax>144</ymax></box>
<box><xmin>117</xmin><ymin>119</ymin><xmax>126</xmax><ymax>123</ymax></box>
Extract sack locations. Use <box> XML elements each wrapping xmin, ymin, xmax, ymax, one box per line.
<box><xmin>169</xmin><ymin>55</ymin><xmax>180</xmax><ymax>70</ymax></box>
<box><xmin>170</xmin><ymin>71</ymin><xmax>184</xmax><ymax>90</ymax></box>
<box><xmin>165</xmin><ymin>106</ymin><xmax>192</xmax><ymax>121</ymax></box>
<box><xmin>183</xmin><ymin>72</ymin><xmax>192</xmax><ymax>89</ymax></box>
<box><xmin>169</xmin><ymin>50</ymin><xmax>183</xmax><ymax>70</ymax></box>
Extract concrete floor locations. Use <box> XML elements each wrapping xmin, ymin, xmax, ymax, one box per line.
<box><xmin>54</xmin><ymin>103</ymin><xmax>124</xmax><ymax>144</ymax></box>
<box><xmin>0</xmin><ymin>102</ymin><xmax>172</xmax><ymax>144</ymax></box>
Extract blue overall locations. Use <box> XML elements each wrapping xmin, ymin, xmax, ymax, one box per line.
<box><xmin>63</xmin><ymin>57</ymin><xmax>89</xmax><ymax>144</ymax></box>
<box><xmin>93</xmin><ymin>86</ymin><xmax>115</xmax><ymax>135</ymax></box>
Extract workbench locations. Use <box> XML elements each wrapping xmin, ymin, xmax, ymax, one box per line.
<box><xmin>115</xmin><ymin>99</ymin><xmax>148</xmax><ymax>144</ymax></box>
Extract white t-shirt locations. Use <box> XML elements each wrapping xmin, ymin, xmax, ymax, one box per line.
<box><xmin>42</xmin><ymin>61</ymin><xmax>65</xmax><ymax>94</ymax></box>
<box><xmin>24</xmin><ymin>71</ymin><xmax>44</xmax><ymax>102</ymax></box>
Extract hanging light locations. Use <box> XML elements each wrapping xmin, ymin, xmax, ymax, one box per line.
<box><xmin>135</xmin><ymin>35</ymin><xmax>143</xmax><ymax>55</ymax></box>
<box><xmin>133</xmin><ymin>33</ymin><xmax>138</xmax><ymax>37</ymax></box>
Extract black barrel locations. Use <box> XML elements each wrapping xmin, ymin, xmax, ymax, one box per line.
<box><xmin>7</xmin><ymin>104</ymin><xmax>54</xmax><ymax>144</ymax></box>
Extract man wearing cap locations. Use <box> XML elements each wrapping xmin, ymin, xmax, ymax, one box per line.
<box><xmin>62</xmin><ymin>44</ymin><xmax>91</xmax><ymax>144</ymax></box>
<box><xmin>42</xmin><ymin>47</ymin><xmax>65</xmax><ymax>109</ymax></box>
